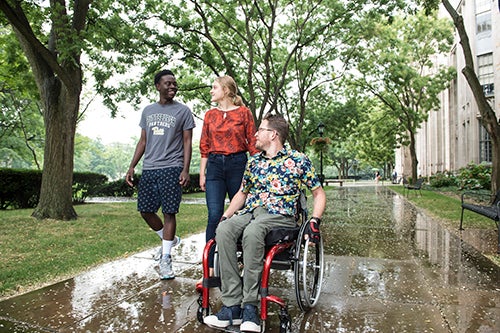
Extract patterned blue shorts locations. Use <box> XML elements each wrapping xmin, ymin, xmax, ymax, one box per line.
<box><xmin>137</xmin><ymin>167</ymin><xmax>182</xmax><ymax>214</ymax></box>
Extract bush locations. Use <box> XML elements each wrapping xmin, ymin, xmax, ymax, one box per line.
<box><xmin>0</xmin><ymin>169</ymin><xmax>109</xmax><ymax>209</ymax></box>
<box><xmin>92</xmin><ymin>178</ymin><xmax>138</xmax><ymax>197</ymax></box>
<box><xmin>456</xmin><ymin>162</ymin><xmax>491</xmax><ymax>190</ymax></box>
<box><xmin>429</xmin><ymin>170</ymin><xmax>457</xmax><ymax>188</ymax></box>
<box><xmin>73</xmin><ymin>172</ymin><xmax>108</xmax><ymax>203</ymax></box>
<box><xmin>89</xmin><ymin>173</ymin><xmax>202</xmax><ymax>198</ymax></box>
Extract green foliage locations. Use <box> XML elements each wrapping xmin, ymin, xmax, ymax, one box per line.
<box><xmin>0</xmin><ymin>169</ymin><xmax>109</xmax><ymax>209</ymax></box>
<box><xmin>84</xmin><ymin>0</ymin><xmax>408</xmax><ymax>152</ymax></box>
<box><xmin>429</xmin><ymin>170</ymin><xmax>457</xmax><ymax>188</ymax></box>
<box><xmin>0</xmin><ymin>169</ymin><xmax>41</xmax><ymax>209</ymax></box>
<box><xmin>72</xmin><ymin>172</ymin><xmax>109</xmax><ymax>203</ymax></box>
<box><xmin>0</xmin><ymin>27</ymin><xmax>44</xmax><ymax>169</ymax></box>
<box><xmin>92</xmin><ymin>178</ymin><xmax>137</xmax><ymax>197</ymax></box>
<box><xmin>343</xmin><ymin>10</ymin><xmax>456</xmax><ymax>180</ymax></box>
<box><xmin>456</xmin><ymin>162</ymin><xmax>492</xmax><ymax>190</ymax></box>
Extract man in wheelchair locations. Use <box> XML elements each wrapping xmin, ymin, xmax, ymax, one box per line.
<box><xmin>203</xmin><ymin>113</ymin><xmax>326</xmax><ymax>332</ymax></box>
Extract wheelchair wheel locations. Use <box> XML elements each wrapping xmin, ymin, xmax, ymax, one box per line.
<box><xmin>294</xmin><ymin>222</ymin><xmax>324</xmax><ymax>311</ymax></box>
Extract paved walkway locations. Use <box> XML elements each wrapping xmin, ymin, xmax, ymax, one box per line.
<box><xmin>1</xmin><ymin>186</ymin><xmax>499</xmax><ymax>332</ymax></box>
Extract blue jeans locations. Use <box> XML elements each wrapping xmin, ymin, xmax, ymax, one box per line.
<box><xmin>205</xmin><ymin>152</ymin><xmax>248</xmax><ymax>267</ymax></box>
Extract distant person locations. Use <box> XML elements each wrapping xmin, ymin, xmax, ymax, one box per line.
<box><xmin>125</xmin><ymin>69</ymin><xmax>195</xmax><ymax>280</ymax></box>
<box><xmin>392</xmin><ymin>170</ymin><xmax>398</xmax><ymax>183</ymax></box>
<box><xmin>203</xmin><ymin>113</ymin><xmax>326</xmax><ymax>332</ymax></box>
<box><xmin>199</xmin><ymin>75</ymin><xmax>258</xmax><ymax>280</ymax></box>
<box><xmin>375</xmin><ymin>171</ymin><xmax>381</xmax><ymax>183</ymax></box>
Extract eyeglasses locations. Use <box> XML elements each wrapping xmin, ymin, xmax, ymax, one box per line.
<box><xmin>257</xmin><ymin>127</ymin><xmax>275</xmax><ymax>133</ymax></box>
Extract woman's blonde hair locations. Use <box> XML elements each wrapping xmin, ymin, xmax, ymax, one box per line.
<box><xmin>215</xmin><ymin>75</ymin><xmax>244</xmax><ymax>106</ymax></box>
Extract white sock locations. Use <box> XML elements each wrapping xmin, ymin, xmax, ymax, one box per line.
<box><xmin>156</xmin><ymin>228</ymin><xmax>163</xmax><ymax>239</ymax></box>
<box><xmin>162</xmin><ymin>240</ymin><xmax>173</xmax><ymax>257</ymax></box>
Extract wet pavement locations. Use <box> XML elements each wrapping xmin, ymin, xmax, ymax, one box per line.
<box><xmin>1</xmin><ymin>186</ymin><xmax>499</xmax><ymax>332</ymax></box>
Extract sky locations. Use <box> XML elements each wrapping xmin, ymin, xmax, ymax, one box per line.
<box><xmin>77</xmin><ymin>104</ymin><xmax>141</xmax><ymax>145</ymax></box>
<box><xmin>77</xmin><ymin>100</ymin><xmax>203</xmax><ymax>145</ymax></box>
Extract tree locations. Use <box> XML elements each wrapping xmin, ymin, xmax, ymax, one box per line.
<box><xmin>345</xmin><ymin>10</ymin><xmax>455</xmax><ymax>182</ymax></box>
<box><xmin>90</xmin><ymin>0</ymin><xmax>404</xmax><ymax>151</ymax></box>
<box><xmin>0</xmin><ymin>0</ymin><xmax>94</xmax><ymax>219</ymax></box>
<box><xmin>420</xmin><ymin>0</ymin><xmax>500</xmax><ymax>194</ymax></box>
<box><xmin>354</xmin><ymin>98</ymin><xmax>400</xmax><ymax>176</ymax></box>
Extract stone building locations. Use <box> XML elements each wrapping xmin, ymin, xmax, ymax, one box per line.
<box><xmin>395</xmin><ymin>0</ymin><xmax>499</xmax><ymax>178</ymax></box>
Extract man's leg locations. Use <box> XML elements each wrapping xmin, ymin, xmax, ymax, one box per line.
<box><xmin>204</xmin><ymin>213</ymin><xmax>252</xmax><ymax>328</ymax></box>
<box><xmin>157</xmin><ymin>167</ymin><xmax>182</xmax><ymax>280</ymax></box>
<box><xmin>240</xmin><ymin>208</ymin><xmax>295</xmax><ymax>332</ymax></box>
<box><xmin>140</xmin><ymin>212</ymin><xmax>164</xmax><ymax>230</ymax></box>
<box><xmin>216</xmin><ymin>214</ymin><xmax>252</xmax><ymax>305</ymax></box>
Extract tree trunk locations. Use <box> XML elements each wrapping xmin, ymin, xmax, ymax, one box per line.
<box><xmin>32</xmin><ymin>78</ymin><xmax>78</xmax><ymax>220</ymax></box>
<box><xmin>409</xmin><ymin>131</ymin><xmax>419</xmax><ymax>183</ymax></box>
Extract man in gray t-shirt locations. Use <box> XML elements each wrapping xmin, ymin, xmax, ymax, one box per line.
<box><xmin>126</xmin><ymin>69</ymin><xmax>195</xmax><ymax>280</ymax></box>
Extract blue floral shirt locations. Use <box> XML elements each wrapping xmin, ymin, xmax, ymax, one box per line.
<box><xmin>239</xmin><ymin>147</ymin><xmax>321</xmax><ymax>216</ymax></box>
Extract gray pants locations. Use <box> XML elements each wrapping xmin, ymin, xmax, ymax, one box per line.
<box><xmin>215</xmin><ymin>207</ymin><xmax>296</xmax><ymax>307</ymax></box>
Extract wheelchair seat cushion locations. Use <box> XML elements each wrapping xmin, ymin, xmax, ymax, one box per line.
<box><xmin>265</xmin><ymin>226</ymin><xmax>300</xmax><ymax>246</ymax></box>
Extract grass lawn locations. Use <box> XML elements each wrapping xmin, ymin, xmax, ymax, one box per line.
<box><xmin>0</xmin><ymin>193</ymin><xmax>207</xmax><ymax>299</ymax></box>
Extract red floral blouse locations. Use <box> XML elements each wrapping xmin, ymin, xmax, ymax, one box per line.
<box><xmin>200</xmin><ymin>106</ymin><xmax>258</xmax><ymax>158</ymax></box>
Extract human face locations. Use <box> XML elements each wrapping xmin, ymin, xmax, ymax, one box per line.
<box><xmin>255</xmin><ymin>120</ymin><xmax>276</xmax><ymax>151</ymax></box>
<box><xmin>156</xmin><ymin>75</ymin><xmax>178</xmax><ymax>101</ymax></box>
<box><xmin>210</xmin><ymin>81</ymin><xmax>226</xmax><ymax>103</ymax></box>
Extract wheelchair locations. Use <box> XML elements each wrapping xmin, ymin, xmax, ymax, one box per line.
<box><xmin>196</xmin><ymin>193</ymin><xmax>324</xmax><ymax>332</ymax></box>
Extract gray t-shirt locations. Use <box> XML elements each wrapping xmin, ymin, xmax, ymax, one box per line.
<box><xmin>139</xmin><ymin>101</ymin><xmax>195</xmax><ymax>170</ymax></box>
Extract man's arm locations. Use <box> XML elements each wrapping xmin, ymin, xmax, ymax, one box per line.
<box><xmin>222</xmin><ymin>190</ymin><xmax>247</xmax><ymax>219</ymax></box>
<box><xmin>310</xmin><ymin>186</ymin><xmax>326</xmax><ymax>220</ymax></box>
<box><xmin>305</xmin><ymin>186</ymin><xmax>326</xmax><ymax>243</ymax></box>
<box><xmin>125</xmin><ymin>129</ymin><xmax>146</xmax><ymax>187</ymax></box>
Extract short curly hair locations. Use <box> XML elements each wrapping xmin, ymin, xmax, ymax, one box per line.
<box><xmin>154</xmin><ymin>69</ymin><xmax>175</xmax><ymax>85</ymax></box>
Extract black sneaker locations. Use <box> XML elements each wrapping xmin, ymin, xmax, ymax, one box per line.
<box><xmin>240</xmin><ymin>304</ymin><xmax>261</xmax><ymax>332</ymax></box>
<box><xmin>204</xmin><ymin>305</ymin><xmax>242</xmax><ymax>328</ymax></box>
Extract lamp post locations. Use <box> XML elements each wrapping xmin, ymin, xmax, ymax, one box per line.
<box><xmin>353</xmin><ymin>159</ymin><xmax>358</xmax><ymax>181</ymax></box>
<box><xmin>317</xmin><ymin>122</ymin><xmax>325</xmax><ymax>186</ymax></box>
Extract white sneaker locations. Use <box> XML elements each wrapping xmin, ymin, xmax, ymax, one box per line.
<box><xmin>154</xmin><ymin>236</ymin><xmax>181</xmax><ymax>261</ymax></box>
<box><xmin>159</xmin><ymin>255</ymin><xmax>175</xmax><ymax>280</ymax></box>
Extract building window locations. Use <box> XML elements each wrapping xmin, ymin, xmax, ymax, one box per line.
<box><xmin>476</xmin><ymin>12</ymin><xmax>491</xmax><ymax>34</ymax></box>
<box><xmin>475</xmin><ymin>0</ymin><xmax>490</xmax><ymax>13</ymax></box>
<box><xmin>477</xmin><ymin>53</ymin><xmax>494</xmax><ymax>96</ymax></box>
<box><xmin>479</xmin><ymin>124</ymin><xmax>492</xmax><ymax>163</ymax></box>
